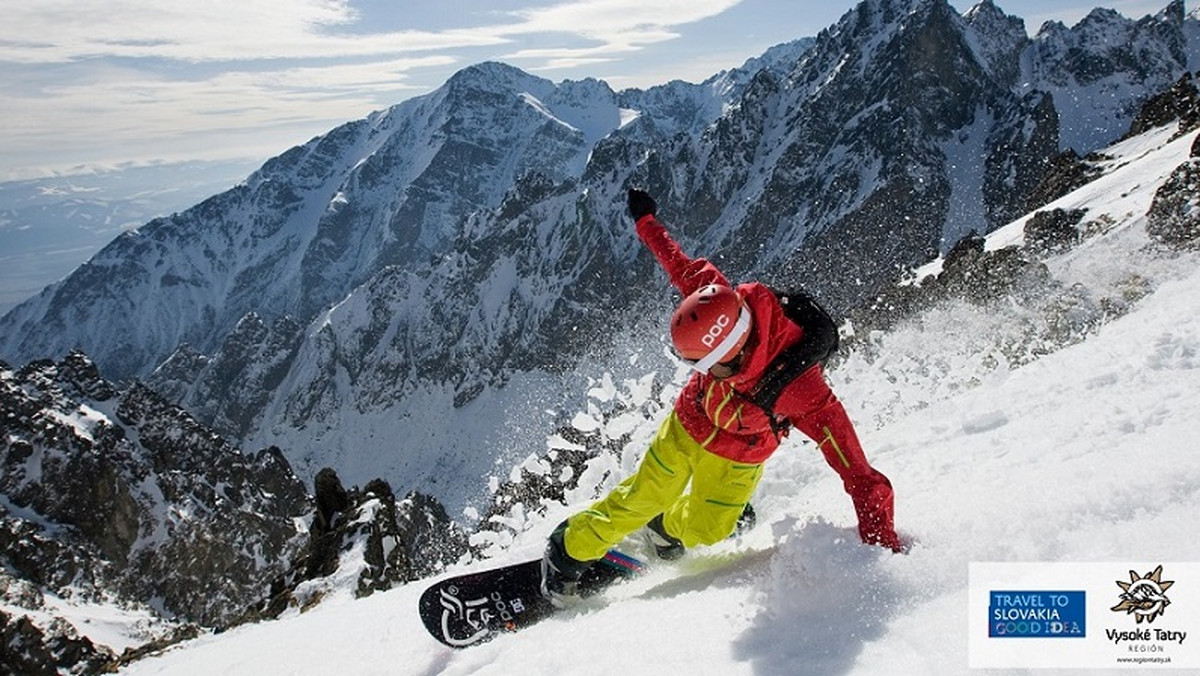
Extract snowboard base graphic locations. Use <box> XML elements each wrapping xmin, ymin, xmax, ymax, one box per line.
<box><xmin>419</xmin><ymin>549</ymin><xmax>644</xmax><ymax>648</ymax></box>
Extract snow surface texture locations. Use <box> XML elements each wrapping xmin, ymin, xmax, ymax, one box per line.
<box><xmin>116</xmin><ymin>130</ymin><xmax>1200</xmax><ymax>674</ymax></box>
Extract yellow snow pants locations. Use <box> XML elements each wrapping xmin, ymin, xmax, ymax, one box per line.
<box><xmin>563</xmin><ymin>411</ymin><xmax>764</xmax><ymax>562</ymax></box>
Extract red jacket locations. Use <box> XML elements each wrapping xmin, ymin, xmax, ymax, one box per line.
<box><xmin>637</xmin><ymin>214</ymin><xmax>831</xmax><ymax>464</ymax></box>
<box><xmin>636</xmin><ymin>213</ymin><xmax>901</xmax><ymax>550</ymax></box>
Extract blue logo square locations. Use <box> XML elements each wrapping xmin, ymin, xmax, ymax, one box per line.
<box><xmin>989</xmin><ymin>590</ymin><xmax>1086</xmax><ymax>638</ymax></box>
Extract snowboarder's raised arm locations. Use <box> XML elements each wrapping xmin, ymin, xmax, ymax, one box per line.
<box><xmin>628</xmin><ymin>189</ymin><xmax>728</xmax><ymax>296</ymax></box>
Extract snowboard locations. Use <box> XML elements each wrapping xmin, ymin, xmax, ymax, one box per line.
<box><xmin>419</xmin><ymin>549</ymin><xmax>645</xmax><ymax>648</ymax></box>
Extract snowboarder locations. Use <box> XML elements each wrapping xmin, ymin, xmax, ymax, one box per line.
<box><xmin>541</xmin><ymin>189</ymin><xmax>903</xmax><ymax>604</ymax></box>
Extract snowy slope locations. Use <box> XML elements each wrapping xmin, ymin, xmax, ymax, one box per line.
<box><xmin>114</xmin><ymin>125</ymin><xmax>1200</xmax><ymax>675</ymax></box>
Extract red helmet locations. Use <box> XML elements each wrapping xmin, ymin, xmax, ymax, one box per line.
<box><xmin>670</xmin><ymin>284</ymin><xmax>752</xmax><ymax>372</ymax></box>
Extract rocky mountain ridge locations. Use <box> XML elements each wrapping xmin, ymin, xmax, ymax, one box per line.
<box><xmin>0</xmin><ymin>353</ymin><xmax>466</xmax><ymax>674</ymax></box>
<box><xmin>2</xmin><ymin>0</ymin><xmax>1198</xmax><ymax>519</ymax></box>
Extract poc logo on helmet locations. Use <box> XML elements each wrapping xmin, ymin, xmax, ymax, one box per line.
<box><xmin>670</xmin><ymin>284</ymin><xmax>750</xmax><ymax>368</ymax></box>
<box><xmin>701</xmin><ymin>314</ymin><xmax>732</xmax><ymax>348</ymax></box>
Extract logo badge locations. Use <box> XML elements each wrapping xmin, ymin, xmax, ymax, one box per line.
<box><xmin>1111</xmin><ymin>565</ymin><xmax>1174</xmax><ymax>624</ymax></box>
<box><xmin>988</xmin><ymin>590</ymin><xmax>1086</xmax><ymax>638</ymax></box>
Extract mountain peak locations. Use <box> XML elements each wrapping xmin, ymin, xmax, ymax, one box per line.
<box><xmin>445</xmin><ymin>61</ymin><xmax>552</xmax><ymax>97</ymax></box>
<box><xmin>963</xmin><ymin>0</ymin><xmax>1022</xmax><ymax>27</ymax></box>
<box><xmin>831</xmin><ymin>0</ymin><xmax>938</xmax><ymax>33</ymax></box>
<box><xmin>1157</xmin><ymin>0</ymin><xmax>1186</xmax><ymax>26</ymax></box>
<box><xmin>962</xmin><ymin>0</ymin><xmax>1028</xmax><ymax>85</ymax></box>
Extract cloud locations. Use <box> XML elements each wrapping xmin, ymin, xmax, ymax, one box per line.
<box><xmin>1</xmin><ymin>0</ymin><xmax>744</xmax><ymax>65</ymax></box>
<box><xmin>508</xmin><ymin>0</ymin><xmax>741</xmax><ymax>33</ymax></box>
<box><xmin>240</xmin><ymin>56</ymin><xmax>462</xmax><ymax>95</ymax></box>
<box><xmin>2</xmin><ymin>55</ymin><xmax>457</xmax><ymax>148</ymax></box>
<box><xmin>500</xmin><ymin>0</ymin><xmax>740</xmax><ymax>58</ymax></box>
<box><xmin>0</xmin><ymin>0</ymin><xmax>510</xmax><ymax>64</ymax></box>
<box><xmin>0</xmin><ymin>0</ymin><xmax>751</xmax><ymax>177</ymax></box>
<box><xmin>0</xmin><ymin>58</ymin><xmax>463</xmax><ymax>182</ymax></box>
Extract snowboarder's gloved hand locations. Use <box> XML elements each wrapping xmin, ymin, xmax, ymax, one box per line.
<box><xmin>628</xmin><ymin>189</ymin><xmax>657</xmax><ymax>221</ymax></box>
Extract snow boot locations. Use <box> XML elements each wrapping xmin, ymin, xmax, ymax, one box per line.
<box><xmin>734</xmin><ymin>503</ymin><xmax>757</xmax><ymax>536</ymax></box>
<box><xmin>645</xmin><ymin>514</ymin><xmax>685</xmax><ymax>560</ymax></box>
<box><xmin>540</xmin><ymin>520</ymin><xmax>593</xmax><ymax>607</ymax></box>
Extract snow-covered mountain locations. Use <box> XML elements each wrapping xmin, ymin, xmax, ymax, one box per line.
<box><xmin>2</xmin><ymin>0</ymin><xmax>1198</xmax><ymax>521</ymax></box>
<box><xmin>0</xmin><ymin>160</ymin><xmax>257</xmax><ymax>315</ymax></box>
<box><xmin>116</xmin><ymin>101</ymin><xmax>1200</xmax><ymax>676</ymax></box>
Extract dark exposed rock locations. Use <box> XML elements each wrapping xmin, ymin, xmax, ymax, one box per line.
<box><xmin>146</xmin><ymin>313</ymin><xmax>303</xmax><ymax>440</ymax></box>
<box><xmin>1025</xmin><ymin>208</ymin><xmax>1087</xmax><ymax>254</ymax></box>
<box><xmin>1126</xmin><ymin>71</ymin><xmax>1200</xmax><ymax>139</ymax></box>
<box><xmin>0</xmin><ymin>351</ymin><xmax>310</xmax><ymax>672</ymax></box>
<box><xmin>314</xmin><ymin>466</ymin><xmax>350</xmax><ymax>532</ymax></box>
<box><xmin>843</xmin><ymin>230</ymin><xmax>1052</xmax><ymax>337</ymax></box>
<box><xmin>1024</xmin><ymin>150</ymin><xmax>1106</xmax><ymax>212</ymax></box>
<box><xmin>1147</xmin><ymin>159</ymin><xmax>1200</xmax><ymax>247</ymax></box>
<box><xmin>244</xmin><ymin>468</ymin><xmax>468</xmax><ymax>623</ymax></box>
<box><xmin>0</xmin><ymin>609</ymin><xmax>115</xmax><ymax>676</ymax></box>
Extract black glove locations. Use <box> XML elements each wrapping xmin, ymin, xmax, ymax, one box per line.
<box><xmin>627</xmin><ymin>189</ymin><xmax>657</xmax><ymax>221</ymax></box>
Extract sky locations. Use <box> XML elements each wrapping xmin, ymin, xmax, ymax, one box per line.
<box><xmin>0</xmin><ymin>0</ymin><xmax>1179</xmax><ymax>181</ymax></box>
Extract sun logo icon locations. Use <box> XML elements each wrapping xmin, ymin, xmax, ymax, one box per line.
<box><xmin>1111</xmin><ymin>565</ymin><xmax>1174</xmax><ymax>624</ymax></box>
